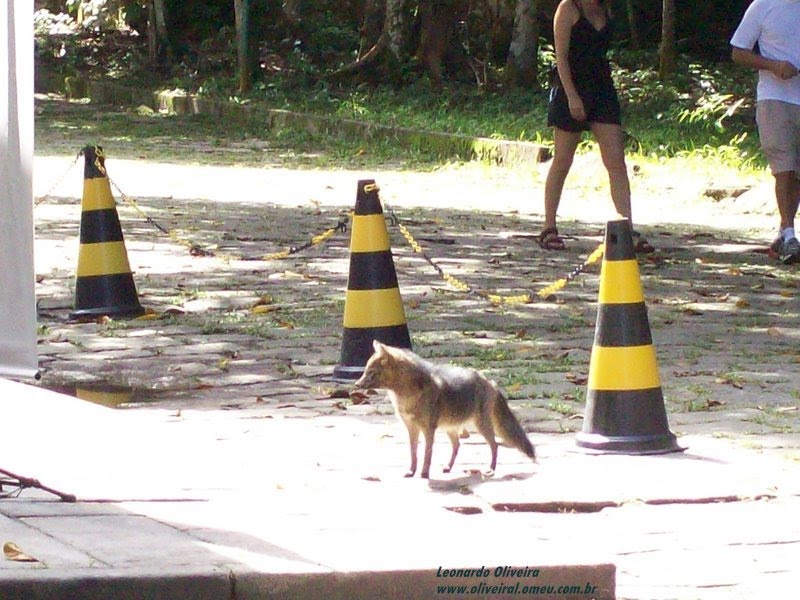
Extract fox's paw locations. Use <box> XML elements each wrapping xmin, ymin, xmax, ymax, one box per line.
<box><xmin>404</xmin><ymin>470</ymin><xmax>415</xmax><ymax>478</ymax></box>
<box><xmin>443</xmin><ymin>466</ymin><xmax>452</xmax><ymax>473</ymax></box>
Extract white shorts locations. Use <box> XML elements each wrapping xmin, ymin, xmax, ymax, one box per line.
<box><xmin>756</xmin><ymin>100</ymin><xmax>800</xmax><ymax>174</ymax></box>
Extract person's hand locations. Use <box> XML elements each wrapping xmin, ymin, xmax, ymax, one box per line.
<box><xmin>568</xmin><ymin>95</ymin><xmax>586</xmax><ymax>121</ymax></box>
<box><xmin>770</xmin><ymin>60</ymin><xmax>799</xmax><ymax>80</ymax></box>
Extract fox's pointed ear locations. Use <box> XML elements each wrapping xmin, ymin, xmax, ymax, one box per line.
<box><xmin>372</xmin><ymin>340</ymin><xmax>385</xmax><ymax>354</ymax></box>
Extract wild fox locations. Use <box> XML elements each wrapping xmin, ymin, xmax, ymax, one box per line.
<box><xmin>355</xmin><ymin>341</ymin><xmax>536</xmax><ymax>478</ymax></box>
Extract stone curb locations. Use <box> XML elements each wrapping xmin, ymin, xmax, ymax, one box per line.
<box><xmin>0</xmin><ymin>565</ymin><xmax>616</xmax><ymax>600</ymax></box>
<box><xmin>85</xmin><ymin>81</ymin><xmax>550</xmax><ymax>168</ymax></box>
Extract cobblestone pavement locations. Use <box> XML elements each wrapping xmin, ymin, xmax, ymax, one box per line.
<box><xmin>17</xmin><ymin>150</ymin><xmax>800</xmax><ymax>599</ymax></box>
<box><xmin>32</xmin><ymin>154</ymin><xmax>800</xmax><ymax>446</ymax></box>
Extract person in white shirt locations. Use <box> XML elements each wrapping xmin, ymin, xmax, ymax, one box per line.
<box><xmin>730</xmin><ymin>0</ymin><xmax>800</xmax><ymax>264</ymax></box>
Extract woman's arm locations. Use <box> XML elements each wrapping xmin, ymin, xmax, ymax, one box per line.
<box><xmin>553</xmin><ymin>0</ymin><xmax>585</xmax><ymax>120</ymax></box>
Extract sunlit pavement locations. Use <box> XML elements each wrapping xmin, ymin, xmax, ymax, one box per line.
<box><xmin>1</xmin><ymin>155</ymin><xmax>798</xmax><ymax>599</ymax></box>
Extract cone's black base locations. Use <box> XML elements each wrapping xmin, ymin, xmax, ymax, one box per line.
<box><xmin>70</xmin><ymin>304</ymin><xmax>145</xmax><ymax>320</ymax></box>
<box><xmin>334</xmin><ymin>325</ymin><xmax>412</xmax><ymax>381</ymax></box>
<box><xmin>332</xmin><ymin>364</ymin><xmax>366</xmax><ymax>382</ymax></box>
<box><xmin>72</xmin><ymin>274</ymin><xmax>144</xmax><ymax>320</ymax></box>
<box><xmin>576</xmin><ymin>389</ymin><xmax>683</xmax><ymax>454</ymax></box>
<box><xmin>575</xmin><ymin>431</ymin><xmax>683</xmax><ymax>455</ymax></box>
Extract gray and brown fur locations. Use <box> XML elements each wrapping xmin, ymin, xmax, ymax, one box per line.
<box><xmin>355</xmin><ymin>341</ymin><xmax>536</xmax><ymax>478</ymax></box>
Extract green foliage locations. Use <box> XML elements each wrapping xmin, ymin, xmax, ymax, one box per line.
<box><xmin>34</xmin><ymin>14</ymin><xmax>764</xmax><ymax>172</ymax></box>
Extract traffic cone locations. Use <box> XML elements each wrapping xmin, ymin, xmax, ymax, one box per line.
<box><xmin>71</xmin><ymin>146</ymin><xmax>145</xmax><ymax>320</ymax></box>
<box><xmin>575</xmin><ymin>219</ymin><xmax>682</xmax><ymax>454</ymax></box>
<box><xmin>333</xmin><ymin>180</ymin><xmax>412</xmax><ymax>380</ymax></box>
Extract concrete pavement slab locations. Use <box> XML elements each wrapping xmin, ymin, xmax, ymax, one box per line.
<box><xmin>3</xmin><ymin>378</ymin><xmax>799</xmax><ymax>598</ymax></box>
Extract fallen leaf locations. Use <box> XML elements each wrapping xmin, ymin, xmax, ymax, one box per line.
<box><xmin>251</xmin><ymin>304</ymin><xmax>276</xmax><ymax>314</ymax></box>
<box><xmin>135</xmin><ymin>312</ymin><xmax>160</xmax><ymax>321</ymax></box>
<box><xmin>3</xmin><ymin>542</ymin><xmax>38</xmax><ymax>563</ymax></box>
<box><xmin>735</xmin><ymin>299</ymin><xmax>750</xmax><ymax>308</ymax></box>
<box><xmin>715</xmin><ymin>377</ymin><xmax>743</xmax><ymax>389</ymax></box>
<box><xmin>565</xmin><ymin>373</ymin><xmax>588</xmax><ymax>385</ymax></box>
<box><xmin>349</xmin><ymin>392</ymin><xmax>371</xmax><ymax>405</ymax></box>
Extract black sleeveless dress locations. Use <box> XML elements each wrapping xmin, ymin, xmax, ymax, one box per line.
<box><xmin>547</xmin><ymin>4</ymin><xmax>621</xmax><ymax>132</ymax></box>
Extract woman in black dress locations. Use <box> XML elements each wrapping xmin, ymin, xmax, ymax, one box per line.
<box><xmin>539</xmin><ymin>0</ymin><xmax>653</xmax><ymax>253</ymax></box>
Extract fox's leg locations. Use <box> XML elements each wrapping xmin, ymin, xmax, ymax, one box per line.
<box><xmin>404</xmin><ymin>422</ymin><xmax>420</xmax><ymax>477</ymax></box>
<box><xmin>420</xmin><ymin>426</ymin><xmax>436</xmax><ymax>479</ymax></box>
<box><xmin>474</xmin><ymin>411</ymin><xmax>498</xmax><ymax>475</ymax></box>
<box><xmin>444</xmin><ymin>431</ymin><xmax>460</xmax><ymax>473</ymax></box>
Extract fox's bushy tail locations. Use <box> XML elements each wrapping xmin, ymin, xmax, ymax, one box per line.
<box><xmin>491</xmin><ymin>390</ymin><xmax>536</xmax><ymax>461</ymax></box>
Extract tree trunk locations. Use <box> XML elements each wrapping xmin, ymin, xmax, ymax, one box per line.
<box><xmin>385</xmin><ymin>0</ymin><xmax>413</xmax><ymax>60</ymax></box>
<box><xmin>153</xmin><ymin>0</ymin><xmax>167</xmax><ymax>41</ymax></box>
<box><xmin>147</xmin><ymin>0</ymin><xmax>157</xmax><ymax>64</ymax></box>
<box><xmin>148</xmin><ymin>0</ymin><xmax>169</xmax><ymax>66</ymax></box>
<box><xmin>360</xmin><ymin>0</ymin><xmax>386</xmax><ymax>58</ymax></box>
<box><xmin>625</xmin><ymin>0</ymin><xmax>640</xmax><ymax>50</ymax></box>
<box><xmin>234</xmin><ymin>0</ymin><xmax>251</xmax><ymax>93</ymax></box>
<box><xmin>417</xmin><ymin>0</ymin><xmax>466</xmax><ymax>84</ymax></box>
<box><xmin>507</xmin><ymin>0</ymin><xmax>540</xmax><ymax>88</ymax></box>
<box><xmin>658</xmin><ymin>0</ymin><xmax>676</xmax><ymax>79</ymax></box>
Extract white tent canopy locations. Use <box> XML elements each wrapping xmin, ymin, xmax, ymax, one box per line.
<box><xmin>1</xmin><ymin>0</ymin><xmax>38</xmax><ymax>379</ymax></box>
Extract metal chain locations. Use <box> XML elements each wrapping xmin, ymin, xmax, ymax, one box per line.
<box><xmin>107</xmin><ymin>174</ymin><xmax>348</xmax><ymax>261</ymax></box>
<box><xmin>386</xmin><ymin>203</ymin><xmax>605</xmax><ymax>305</ymax></box>
<box><xmin>33</xmin><ymin>152</ymin><xmax>82</xmax><ymax>207</ymax></box>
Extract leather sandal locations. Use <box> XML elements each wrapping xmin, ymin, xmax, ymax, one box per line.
<box><xmin>632</xmin><ymin>231</ymin><xmax>655</xmax><ymax>254</ymax></box>
<box><xmin>537</xmin><ymin>227</ymin><xmax>566</xmax><ymax>250</ymax></box>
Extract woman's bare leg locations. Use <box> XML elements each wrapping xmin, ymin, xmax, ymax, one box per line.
<box><xmin>543</xmin><ymin>128</ymin><xmax>582</xmax><ymax>230</ymax></box>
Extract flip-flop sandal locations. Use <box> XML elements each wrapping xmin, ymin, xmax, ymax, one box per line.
<box><xmin>632</xmin><ymin>231</ymin><xmax>655</xmax><ymax>254</ymax></box>
<box><xmin>537</xmin><ymin>227</ymin><xmax>566</xmax><ymax>250</ymax></box>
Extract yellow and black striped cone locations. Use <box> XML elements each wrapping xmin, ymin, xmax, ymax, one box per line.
<box><xmin>576</xmin><ymin>219</ymin><xmax>681</xmax><ymax>454</ymax></box>
<box><xmin>70</xmin><ymin>146</ymin><xmax>145</xmax><ymax>320</ymax></box>
<box><xmin>333</xmin><ymin>179</ymin><xmax>412</xmax><ymax>380</ymax></box>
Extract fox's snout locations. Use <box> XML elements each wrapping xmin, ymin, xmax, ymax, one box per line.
<box><xmin>354</xmin><ymin>369</ymin><xmax>377</xmax><ymax>389</ymax></box>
